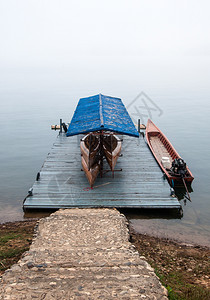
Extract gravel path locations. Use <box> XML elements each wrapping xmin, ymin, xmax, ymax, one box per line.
<box><xmin>0</xmin><ymin>208</ymin><xmax>168</xmax><ymax>299</ymax></box>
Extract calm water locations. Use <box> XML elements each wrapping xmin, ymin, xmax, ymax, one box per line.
<box><xmin>0</xmin><ymin>66</ymin><xmax>210</xmax><ymax>247</ymax></box>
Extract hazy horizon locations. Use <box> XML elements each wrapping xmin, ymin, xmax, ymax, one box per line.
<box><xmin>0</xmin><ymin>0</ymin><xmax>210</xmax><ymax>101</ymax></box>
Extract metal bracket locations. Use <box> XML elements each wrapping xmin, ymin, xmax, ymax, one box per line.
<box><xmin>28</xmin><ymin>188</ymin><xmax>33</xmax><ymax>196</ymax></box>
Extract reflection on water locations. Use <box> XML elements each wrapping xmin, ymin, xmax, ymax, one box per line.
<box><xmin>126</xmin><ymin>205</ymin><xmax>210</xmax><ymax>248</ymax></box>
<box><xmin>128</xmin><ymin>218</ymin><xmax>210</xmax><ymax>248</ymax></box>
<box><xmin>120</xmin><ymin>208</ymin><xmax>182</xmax><ymax>220</ymax></box>
<box><xmin>174</xmin><ymin>186</ymin><xmax>194</xmax><ymax>206</ymax></box>
<box><xmin>125</xmin><ymin>183</ymin><xmax>210</xmax><ymax>248</ymax></box>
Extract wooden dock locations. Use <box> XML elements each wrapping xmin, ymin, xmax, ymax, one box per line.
<box><xmin>23</xmin><ymin>133</ymin><xmax>181</xmax><ymax>210</ymax></box>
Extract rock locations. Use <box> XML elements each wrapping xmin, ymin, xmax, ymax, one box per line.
<box><xmin>27</xmin><ymin>262</ymin><xmax>34</xmax><ymax>269</ymax></box>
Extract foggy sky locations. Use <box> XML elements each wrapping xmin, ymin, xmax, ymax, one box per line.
<box><xmin>0</xmin><ymin>0</ymin><xmax>209</xmax><ymax>98</ymax></box>
<box><xmin>0</xmin><ymin>0</ymin><xmax>209</xmax><ymax>65</ymax></box>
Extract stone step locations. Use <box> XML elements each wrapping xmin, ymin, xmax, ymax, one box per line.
<box><xmin>0</xmin><ymin>208</ymin><xmax>168</xmax><ymax>299</ymax></box>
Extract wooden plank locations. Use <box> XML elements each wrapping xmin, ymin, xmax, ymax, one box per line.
<box><xmin>24</xmin><ymin>196</ymin><xmax>180</xmax><ymax>209</ymax></box>
<box><xmin>24</xmin><ymin>202</ymin><xmax>180</xmax><ymax>209</ymax></box>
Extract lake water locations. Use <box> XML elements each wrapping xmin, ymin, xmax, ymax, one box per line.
<box><xmin>0</xmin><ymin>65</ymin><xmax>210</xmax><ymax>247</ymax></box>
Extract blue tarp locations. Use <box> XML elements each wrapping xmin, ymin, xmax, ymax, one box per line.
<box><xmin>66</xmin><ymin>94</ymin><xmax>139</xmax><ymax>137</ymax></box>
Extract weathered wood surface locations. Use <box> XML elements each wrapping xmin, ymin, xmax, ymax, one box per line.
<box><xmin>150</xmin><ymin>136</ymin><xmax>173</xmax><ymax>164</ymax></box>
<box><xmin>0</xmin><ymin>209</ymin><xmax>168</xmax><ymax>299</ymax></box>
<box><xmin>23</xmin><ymin>133</ymin><xmax>181</xmax><ymax>210</ymax></box>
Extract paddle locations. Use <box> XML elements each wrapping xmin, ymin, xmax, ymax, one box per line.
<box><xmin>181</xmin><ymin>177</ymin><xmax>191</xmax><ymax>202</ymax></box>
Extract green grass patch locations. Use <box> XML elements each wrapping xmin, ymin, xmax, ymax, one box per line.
<box><xmin>0</xmin><ymin>220</ymin><xmax>37</xmax><ymax>275</ymax></box>
<box><xmin>130</xmin><ymin>231</ymin><xmax>210</xmax><ymax>300</ymax></box>
<box><xmin>0</xmin><ymin>233</ymin><xmax>21</xmax><ymax>245</ymax></box>
<box><xmin>0</xmin><ymin>247</ymin><xmax>29</xmax><ymax>259</ymax></box>
<box><xmin>183</xmin><ymin>285</ymin><xmax>210</xmax><ymax>300</ymax></box>
<box><xmin>154</xmin><ymin>269</ymin><xmax>210</xmax><ymax>300</ymax></box>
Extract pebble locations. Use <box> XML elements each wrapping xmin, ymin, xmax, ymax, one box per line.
<box><xmin>27</xmin><ymin>262</ymin><xmax>34</xmax><ymax>269</ymax></box>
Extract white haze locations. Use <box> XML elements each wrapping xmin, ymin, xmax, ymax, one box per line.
<box><xmin>0</xmin><ymin>0</ymin><xmax>210</xmax><ymax>101</ymax></box>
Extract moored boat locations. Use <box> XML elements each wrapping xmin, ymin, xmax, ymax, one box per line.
<box><xmin>146</xmin><ymin>119</ymin><xmax>194</xmax><ymax>186</ymax></box>
<box><xmin>103</xmin><ymin>134</ymin><xmax>122</xmax><ymax>171</ymax></box>
<box><xmin>67</xmin><ymin>94</ymin><xmax>139</xmax><ymax>187</ymax></box>
<box><xmin>80</xmin><ymin>133</ymin><xmax>100</xmax><ymax>187</ymax></box>
<box><xmin>80</xmin><ymin>132</ymin><xmax>122</xmax><ymax>187</ymax></box>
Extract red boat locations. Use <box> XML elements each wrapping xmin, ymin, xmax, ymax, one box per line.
<box><xmin>146</xmin><ymin>119</ymin><xmax>194</xmax><ymax>186</ymax></box>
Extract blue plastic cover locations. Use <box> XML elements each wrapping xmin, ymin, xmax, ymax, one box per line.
<box><xmin>66</xmin><ymin>94</ymin><xmax>139</xmax><ymax>137</ymax></box>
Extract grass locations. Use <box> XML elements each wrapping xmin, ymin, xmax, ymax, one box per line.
<box><xmin>0</xmin><ymin>233</ymin><xmax>21</xmax><ymax>245</ymax></box>
<box><xmin>155</xmin><ymin>268</ymin><xmax>210</xmax><ymax>300</ymax></box>
<box><xmin>0</xmin><ymin>247</ymin><xmax>29</xmax><ymax>260</ymax></box>
<box><xmin>0</xmin><ymin>220</ymin><xmax>37</xmax><ymax>273</ymax></box>
<box><xmin>130</xmin><ymin>229</ymin><xmax>210</xmax><ymax>300</ymax></box>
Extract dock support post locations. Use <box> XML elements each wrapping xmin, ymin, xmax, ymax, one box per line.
<box><xmin>60</xmin><ymin>119</ymin><xmax>62</xmax><ymax>134</ymax></box>
<box><xmin>138</xmin><ymin>119</ymin><xmax>140</xmax><ymax>133</ymax></box>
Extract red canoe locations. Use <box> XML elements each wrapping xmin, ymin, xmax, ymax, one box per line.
<box><xmin>146</xmin><ymin>119</ymin><xmax>194</xmax><ymax>186</ymax></box>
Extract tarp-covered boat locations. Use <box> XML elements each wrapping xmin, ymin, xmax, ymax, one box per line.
<box><xmin>146</xmin><ymin>119</ymin><xmax>194</xmax><ymax>186</ymax></box>
<box><xmin>66</xmin><ymin>94</ymin><xmax>139</xmax><ymax>138</ymax></box>
<box><xmin>67</xmin><ymin>94</ymin><xmax>138</xmax><ymax>187</ymax></box>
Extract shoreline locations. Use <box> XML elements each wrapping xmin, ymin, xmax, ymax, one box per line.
<box><xmin>1</xmin><ymin>215</ymin><xmax>210</xmax><ymax>249</ymax></box>
<box><xmin>0</xmin><ymin>217</ymin><xmax>210</xmax><ymax>250</ymax></box>
<box><xmin>129</xmin><ymin>224</ymin><xmax>210</xmax><ymax>249</ymax></box>
<box><xmin>1</xmin><ymin>217</ymin><xmax>210</xmax><ymax>250</ymax></box>
<box><xmin>0</xmin><ymin>217</ymin><xmax>209</xmax><ymax>299</ymax></box>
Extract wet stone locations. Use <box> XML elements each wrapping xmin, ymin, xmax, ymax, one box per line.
<box><xmin>0</xmin><ymin>208</ymin><xmax>168</xmax><ymax>299</ymax></box>
<box><xmin>27</xmin><ymin>262</ymin><xmax>34</xmax><ymax>269</ymax></box>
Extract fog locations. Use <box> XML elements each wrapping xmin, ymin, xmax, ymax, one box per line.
<box><xmin>0</xmin><ymin>1</ymin><xmax>210</xmax><ymax>236</ymax></box>
<box><xmin>0</xmin><ymin>0</ymin><xmax>210</xmax><ymax>101</ymax></box>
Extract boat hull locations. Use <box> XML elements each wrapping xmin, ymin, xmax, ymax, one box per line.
<box><xmin>146</xmin><ymin>119</ymin><xmax>194</xmax><ymax>186</ymax></box>
<box><xmin>81</xmin><ymin>156</ymin><xmax>100</xmax><ymax>187</ymax></box>
<box><xmin>103</xmin><ymin>135</ymin><xmax>122</xmax><ymax>171</ymax></box>
<box><xmin>80</xmin><ymin>133</ymin><xmax>122</xmax><ymax>187</ymax></box>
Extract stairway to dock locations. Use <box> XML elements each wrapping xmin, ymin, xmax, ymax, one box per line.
<box><xmin>0</xmin><ymin>209</ymin><xmax>168</xmax><ymax>299</ymax></box>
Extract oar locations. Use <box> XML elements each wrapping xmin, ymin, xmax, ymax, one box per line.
<box><xmin>182</xmin><ymin>177</ymin><xmax>191</xmax><ymax>202</ymax></box>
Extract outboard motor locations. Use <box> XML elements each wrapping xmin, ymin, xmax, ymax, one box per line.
<box><xmin>171</xmin><ymin>158</ymin><xmax>187</xmax><ymax>177</ymax></box>
<box><xmin>62</xmin><ymin>122</ymin><xmax>68</xmax><ymax>133</ymax></box>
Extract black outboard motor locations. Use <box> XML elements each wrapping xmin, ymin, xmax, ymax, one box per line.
<box><xmin>62</xmin><ymin>122</ymin><xmax>68</xmax><ymax>133</ymax></box>
<box><xmin>171</xmin><ymin>158</ymin><xmax>187</xmax><ymax>177</ymax></box>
